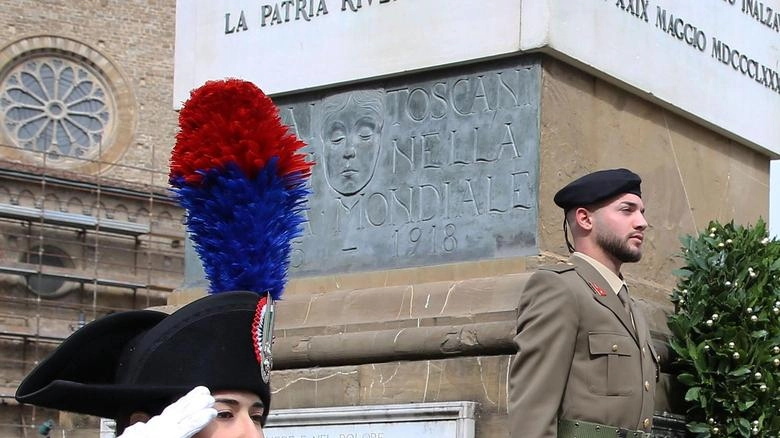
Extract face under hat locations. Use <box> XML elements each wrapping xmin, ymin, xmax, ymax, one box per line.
<box><xmin>553</xmin><ymin>168</ymin><xmax>642</xmax><ymax>212</ymax></box>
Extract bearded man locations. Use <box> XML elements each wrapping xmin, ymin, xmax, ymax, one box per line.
<box><xmin>508</xmin><ymin>168</ymin><xmax>660</xmax><ymax>438</ymax></box>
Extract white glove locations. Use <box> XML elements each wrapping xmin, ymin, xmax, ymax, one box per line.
<box><xmin>118</xmin><ymin>386</ymin><xmax>217</xmax><ymax>438</ymax></box>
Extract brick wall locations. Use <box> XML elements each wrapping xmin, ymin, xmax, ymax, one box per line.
<box><xmin>0</xmin><ymin>2</ymin><xmax>179</xmax><ymax>436</ymax></box>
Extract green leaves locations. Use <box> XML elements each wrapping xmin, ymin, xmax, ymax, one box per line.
<box><xmin>679</xmin><ymin>373</ymin><xmax>698</xmax><ymax>386</ymax></box>
<box><xmin>737</xmin><ymin>399</ymin><xmax>757</xmax><ymax>411</ymax></box>
<box><xmin>728</xmin><ymin>367</ymin><xmax>752</xmax><ymax>377</ymax></box>
<box><xmin>737</xmin><ymin>418</ymin><xmax>751</xmax><ymax>437</ymax></box>
<box><xmin>669</xmin><ymin>219</ymin><xmax>780</xmax><ymax>438</ymax></box>
<box><xmin>688</xmin><ymin>422</ymin><xmax>711</xmax><ymax>434</ymax></box>
<box><xmin>673</xmin><ymin>268</ymin><xmax>694</xmax><ymax>278</ymax></box>
<box><xmin>752</xmin><ymin>330</ymin><xmax>769</xmax><ymax>339</ymax></box>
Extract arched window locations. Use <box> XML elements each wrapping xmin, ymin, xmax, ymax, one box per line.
<box><xmin>23</xmin><ymin>244</ymin><xmax>75</xmax><ymax>298</ymax></box>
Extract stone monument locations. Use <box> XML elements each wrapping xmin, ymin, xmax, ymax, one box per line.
<box><xmin>173</xmin><ymin>2</ymin><xmax>778</xmax><ymax>437</ymax></box>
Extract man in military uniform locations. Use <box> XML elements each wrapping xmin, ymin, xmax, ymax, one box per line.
<box><xmin>508</xmin><ymin>168</ymin><xmax>660</xmax><ymax>438</ymax></box>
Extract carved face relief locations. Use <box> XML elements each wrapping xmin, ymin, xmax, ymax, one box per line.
<box><xmin>320</xmin><ymin>91</ymin><xmax>383</xmax><ymax>196</ymax></box>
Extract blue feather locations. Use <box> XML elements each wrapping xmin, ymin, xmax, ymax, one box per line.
<box><xmin>171</xmin><ymin>160</ymin><xmax>308</xmax><ymax>299</ymax></box>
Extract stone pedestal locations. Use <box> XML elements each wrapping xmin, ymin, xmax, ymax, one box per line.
<box><xmin>176</xmin><ymin>54</ymin><xmax>770</xmax><ymax>437</ymax></box>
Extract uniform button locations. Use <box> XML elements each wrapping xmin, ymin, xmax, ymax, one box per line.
<box><xmin>643</xmin><ymin>418</ymin><xmax>650</xmax><ymax>428</ymax></box>
<box><xmin>612</xmin><ymin>344</ymin><xmax>618</xmax><ymax>352</ymax></box>
<box><xmin>645</xmin><ymin>381</ymin><xmax>650</xmax><ymax>391</ymax></box>
<box><xmin>642</xmin><ymin>347</ymin><xmax>646</xmax><ymax>353</ymax></box>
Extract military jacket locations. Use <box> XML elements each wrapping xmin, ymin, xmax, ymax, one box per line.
<box><xmin>508</xmin><ymin>255</ymin><xmax>659</xmax><ymax>438</ymax></box>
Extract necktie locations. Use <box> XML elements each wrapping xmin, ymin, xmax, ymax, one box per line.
<box><xmin>617</xmin><ymin>284</ymin><xmax>636</xmax><ymax>329</ymax></box>
<box><xmin>617</xmin><ymin>285</ymin><xmax>632</xmax><ymax>316</ymax></box>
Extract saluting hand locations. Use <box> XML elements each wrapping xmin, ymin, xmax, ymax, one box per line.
<box><xmin>118</xmin><ymin>386</ymin><xmax>217</xmax><ymax>438</ymax></box>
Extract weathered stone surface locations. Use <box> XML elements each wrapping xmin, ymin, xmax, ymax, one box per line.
<box><xmin>276</xmin><ymin>273</ymin><xmax>529</xmax><ymax>334</ymax></box>
<box><xmin>270</xmin><ymin>58</ymin><xmax>541</xmax><ymax>277</ymax></box>
<box><xmin>284</xmin><ymin>256</ymin><xmax>531</xmax><ymax>298</ymax></box>
<box><xmin>269</xmin><ymin>357</ymin><xmax>680</xmax><ymax>435</ymax></box>
<box><xmin>271</xmin><ymin>357</ymin><xmax>511</xmax><ymax>415</ymax></box>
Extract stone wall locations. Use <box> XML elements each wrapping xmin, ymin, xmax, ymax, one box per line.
<box><xmin>259</xmin><ymin>54</ymin><xmax>771</xmax><ymax>438</ymax></box>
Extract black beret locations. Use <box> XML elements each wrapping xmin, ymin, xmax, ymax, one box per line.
<box><xmin>554</xmin><ymin>168</ymin><xmax>641</xmax><ymax>211</ymax></box>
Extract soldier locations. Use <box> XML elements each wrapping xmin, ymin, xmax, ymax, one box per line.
<box><xmin>15</xmin><ymin>291</ymin><xmax>273</xmax><ymax>438</ymax></box>
<box><xmin>16</xmin><ymin>78</ymin><xmax>311</xmax><ymax>438</ymax></box>
<box><xmin>508</xmin><ymin>168</ymin><xmax>660</xmax><ymax>438</ymax></box>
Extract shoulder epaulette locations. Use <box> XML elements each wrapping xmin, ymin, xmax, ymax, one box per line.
<box><xmin>539</xmin><ymin>263</ymin><xmax>576</xmax><ymax>274</ymax></box>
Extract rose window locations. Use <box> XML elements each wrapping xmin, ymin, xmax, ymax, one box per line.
<box><xmin>1</xmin><ymin>56</ymin><xmax>111</xmax><ymax>162</ymax></box>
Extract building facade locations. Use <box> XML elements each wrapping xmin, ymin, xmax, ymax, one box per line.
<box><xmin>0</xmin><ymin>1</ymin><xmax>182</xmax><ymax>436</ymax></box>
<box><xmin>1</xmin><ymin>1</ymin><xmax>777</xmax><ymax>438</ymax></box>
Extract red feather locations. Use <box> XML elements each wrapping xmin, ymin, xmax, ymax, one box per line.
<box><xmin>171</xmin><ymin>79</ymin><xmax>312</xmax><ymax>184</ymax></box>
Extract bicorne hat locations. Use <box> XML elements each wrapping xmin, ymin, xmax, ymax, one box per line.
<box><xmin>16</xmin><ymin>292</ymin><xmax>273</xmax><ymax>422</ymax></box>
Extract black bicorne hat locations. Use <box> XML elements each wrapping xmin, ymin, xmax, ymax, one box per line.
<box><xmin>16</xmin><ymin>291</ymin><xmax>272</xmax><ymax>424</ymax></box>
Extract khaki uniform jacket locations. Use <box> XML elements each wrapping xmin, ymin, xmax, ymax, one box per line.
<box><xmin>508</xmin><ymin>255</ymin><xmax>659</xmax><ymax>438</ymax></box>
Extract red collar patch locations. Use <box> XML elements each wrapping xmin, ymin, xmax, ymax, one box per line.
<box><xmin>589</xmin><ymin>282</ymin><xmax>608</xmax><ymax>296</ymax></box>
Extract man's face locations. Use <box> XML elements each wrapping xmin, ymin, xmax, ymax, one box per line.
<box><xmin>322</xmin><ymin>98</ymin><xmax>381</xmax><ymax>196</ymax></box>
<box><xmin>592</xmin><ymin>193</ymin><xmax>647</xmax><ymax>263</ymax></box>
<box><xmin>194</xmin><ymin>390</ymin><xmax>265</xmax><ymax>438</ymax></box>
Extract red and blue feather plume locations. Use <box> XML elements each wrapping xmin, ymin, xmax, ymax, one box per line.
<box><xmin>170</xmin><ymin>79</ymin><xmax>312</xmax><ymax>300</ymax></box>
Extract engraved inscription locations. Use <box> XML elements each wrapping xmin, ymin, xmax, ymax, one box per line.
<box><xmin>276</xmin><ymin>58</ymin><xmax>540</xmax><ymax>275</ymax></box>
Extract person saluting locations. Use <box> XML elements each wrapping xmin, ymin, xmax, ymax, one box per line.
<box><xmin>16</xmin><ymin>79</ymin><xmax>313</xmax><ymax>438</ymax></box>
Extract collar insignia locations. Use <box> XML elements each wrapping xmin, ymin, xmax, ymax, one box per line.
<box><xmin>589</xmin><ymin>282</ymin><xmax>608</xmax><ymax>297</ymax></box>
